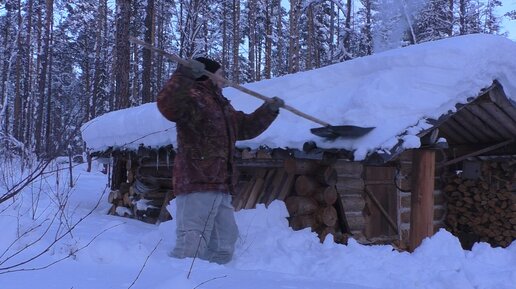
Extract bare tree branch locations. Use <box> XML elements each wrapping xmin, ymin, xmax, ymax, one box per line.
<box><xmin>128</xmin><ymin>239</ymin><xmax>163</xmax><ymax>289</ymax></box>
<box><xmin>0</xmin><ymin>186</ymin><xmax>109</xmax><ymax>272</ymax></box>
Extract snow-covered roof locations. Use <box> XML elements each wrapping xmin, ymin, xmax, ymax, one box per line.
<box><xmin>81</xmin><ymin>34</ymin><xmax>516</xmax><ymax>160</ymax></box>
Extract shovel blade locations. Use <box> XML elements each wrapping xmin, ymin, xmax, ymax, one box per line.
<box><xmin>311</xmin><ymin>125</ymin><xmax>374</xmax><ymax>139</ymax></box>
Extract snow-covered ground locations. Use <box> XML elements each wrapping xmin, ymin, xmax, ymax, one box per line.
<box><xmin>82</xmin><ymin>34</ymin><xmax>516</xmax><ymax>160</ymax></box>
<box><xmin>1</xmin><ymin>162</ymin><xmax>515</xmax><ymax>289</ymax></box>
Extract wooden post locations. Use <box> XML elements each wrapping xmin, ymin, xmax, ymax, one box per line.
<box><xmin>409</xmin><ymin>149</ymin><xmax>435</xmax><ymax>251</ymax></box>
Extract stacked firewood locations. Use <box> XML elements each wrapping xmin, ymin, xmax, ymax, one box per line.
<box><xmin>283</xmin><ymin>159</ymin><xmax>339</xmax><ymax>242</ymax></box>
<box><xmin>108</xmin><ymin>153</ymin><xmax>173</xmax><ymax>223</ymax></box>
<box><xmin>444</xmin><ymin>161</ymin><xmax>516</xmax><ymax>248</ymax></box>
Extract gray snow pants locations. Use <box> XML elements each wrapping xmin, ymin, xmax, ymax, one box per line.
<box><xmin>171</xmin><ymin>191</ymin><xmax>239</xmax><ymax>264</ymax></box>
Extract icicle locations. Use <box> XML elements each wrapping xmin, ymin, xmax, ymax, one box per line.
<box><xmin>156</xmin><ymin>150</ymin><xmax>159</xmax><ymax>171</ymax></box>
<box><xmin>166</xmin><ymin>150</ymin><xmax>170</xmax><ymax>168</ymax></box>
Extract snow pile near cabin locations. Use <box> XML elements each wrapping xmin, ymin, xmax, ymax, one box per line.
<box><xmin>1</xmin><ymin>163</ymin><xmax>515</xmax><ymax>288</ymax></box>
<box><xmin>81</xmin><ymin>34</ymin><xmax>516</xmax><ymax>160</ymax></box>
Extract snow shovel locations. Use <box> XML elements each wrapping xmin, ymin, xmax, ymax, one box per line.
<box><xmin>129</xmin><ymin>37</ymin><xmax>374</xmax><ymax>139</ymax></box>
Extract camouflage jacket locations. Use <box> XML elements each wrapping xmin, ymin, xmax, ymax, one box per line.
<box><xmin>156</xmin><ymin>66</ymin><xmax>278</xmax><ymax>195</ymax></box>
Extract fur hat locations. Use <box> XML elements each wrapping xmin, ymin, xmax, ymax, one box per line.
<box><xmin>195</xmin><ymin>57</ymin><xmax>221</xmax><ymax>81</ymax></box>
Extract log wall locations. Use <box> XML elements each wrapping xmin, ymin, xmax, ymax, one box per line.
<box><xmin>106</xmin><ymin>147</ymin><xmax>516</xmax><ymax>251</ymax></box>
<box><xmin>283</xmin><ymin>158</ymin><xmax>341</xmax><ymax>243</ymax></box>
<box><xmin>333</xmin><ymin>160</ymin><xmax>367</xmax><ymax>242</ymax></box>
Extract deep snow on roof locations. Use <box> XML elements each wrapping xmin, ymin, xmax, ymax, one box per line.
<box><xmin>81</xmin><ymin>34</ymin><xmax>516</xmax><ymax>160</ymax></box>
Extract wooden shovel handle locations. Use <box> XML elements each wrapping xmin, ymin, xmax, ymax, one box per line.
<box><xmin>129</xmin><ymin>37</ymin><xmax>331</xmax><ymax>127</ymax></box>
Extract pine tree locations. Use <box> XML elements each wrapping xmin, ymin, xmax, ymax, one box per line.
<box><xmin>142</xmin><ymin>0</ymin><xmax>155</xmax><ymax>104</ymax></box>
<box><xmin>115</xmin><ymin>0</ymin><xmax>131</xmax><ymax>110</ymax></box>
<box><xmin>413</xmin><ymin>0</ymin><xmax>453</xmax><ymax>43</ymax></box>
<box><xmin>482</xmin><ymin>0</ymin><xmax>501</xmax><ymax>34</ymax></box>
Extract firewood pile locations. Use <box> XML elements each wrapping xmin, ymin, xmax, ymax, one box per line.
<box><xmin>232</xmin><ymin>167</ymin><xmax>296</xmax><ymax>210</ymax></box>
<box><xmin>444</xmin><ymin>161</ymin><xmax>516</xmax><ymax>248</ymax></box>
<box><xmin>283</xmin><ymin>159</ymin><xmax>343</xmax><ymax>243</ymax></box>
<box><xmin>108</xmin><ymin>149</ymin><xmax>174</xmax><ymax>223</ymax></box>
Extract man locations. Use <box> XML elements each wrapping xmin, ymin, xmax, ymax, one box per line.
<box><xmin>156</xmin><ymin>57</ymin><xmax>283</xmax><ymax>264</ymax></box>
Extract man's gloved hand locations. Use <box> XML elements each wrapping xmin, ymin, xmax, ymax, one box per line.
<box><xmin>186</xmin><ymin>59</ymin><xmax>206</xmax><ymax>79</ymax></box>
<box><xmin>267</xmin><ymin>97</ymin><xmax>285</xmax><ymax>112</ymax></box>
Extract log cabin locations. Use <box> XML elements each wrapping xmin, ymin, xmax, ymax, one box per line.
<box><xmin>82</xmin><ymin>34</ymin><xmax>516</xmax><ymax>251</ymax></box>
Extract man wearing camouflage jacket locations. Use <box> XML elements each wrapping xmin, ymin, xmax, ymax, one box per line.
<box><xmin>157</xmin><ymin>57</ymin><xmax>283</xmax><ymax>264</ymax></box>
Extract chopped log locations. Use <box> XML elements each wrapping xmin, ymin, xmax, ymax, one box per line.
<box><xmin>108</xmin><ymin>190</ymin><xmax>122</xmax><ymax>204</ymax></box>
<box><xmin>257</xmin><ymin>169</ymin><xmax>280</xmax><ymax>204</ymax></box>
<box><xmin>289</xmin><ymin>214</ymin><xmax>318</xmax><ymax>230</ymax></box>
<box><xmin>315</xmin><ymin>166</ymin><xmax>337</xmax><ymax>186</ymax></box>
<box><xmin>317</xmin><ymin>226</ymin><xmax>336</xmax><ymax>243</ymax></box>
<box><xmin>264</xmin><ymin>169</ymin><xmax>287</xmax><ymax>206</ymax></box>
<box><xmin>127</xmin><ymin>170</ymin><xmax>134</xmax><ymax>183</ymax></box>
<box><xmin>277</xmin><ymin>173</ymin><xmax>296</xmax><ymax>201</ymax></box>
<box><xmin>158</xmin><ymin>190</ymin><xmax>173</xmax><ymax>222</ymax></box>
<box><xmin>234</xmin><ymin>172</ymin><xmax>259</xmax><ymax>211</ymax></box>
<box><xmin>316</xmin><ymin>206</ymin><xmax>338</xmax><ymax>227</ymax></box>
<box><xmin>123</xmin><ymin>193</ymin><xmax>132</xmax><ymax>207</ymax></box>
<box><xmin>271</xmin><ymin>148</ymin><xmax>291</xmax><ymax>159</ymax></box>
<box><xmin>294</xmin><ymin>175</ymin><xmax>320</xmax><ymax>196</ymax></box>
<box><xmin>108</xmin><ymin>204</ymin><xmax>117</xmax><ymax>215</ymax></box>
<box><xmin>284</xmin><ymin>158</ymin><xmax>320</xmax><ymax>175</ymax></box>
<box><xmin>444</xmin><ymin>160</ymin><xmax>515</xmax><ymax>249</ymax></box>
<box><xmin>444</xmin><ymin>184</ymin><xmax>456</xmax><ymax>193</ymax></box>
<box><xmin>313</xmin><ymin>186</ymin><xmax>338</xmax><ymax>205</ymax></box>
<box><xmin>241</xmin><ymin>149</ymin><xmax>256</xmax><ymax>159</ymax></box>
<box><xmin>285</xmin><ymin>196</ymin><xmax>318</xmax><ymax>216</ymax></box>
<box><xmin>120</xmin><ymin>182</ymin><xmax>130</xmax><ymax>194</ymax></box>
<box><xmin>256</xmin><ymin>149</ymin><xmax>272</xmax><ymax>159</ymax></box>
<box><xmin>244</xmin><ymin>169</ymin><xmax>267</xmax><ymax>209</ymax></box>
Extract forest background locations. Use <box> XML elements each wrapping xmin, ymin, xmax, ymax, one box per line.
<box><xmin>0</xmin><ymin>0</ymin><xmax>515</xmax><ymax>160</ymax></box>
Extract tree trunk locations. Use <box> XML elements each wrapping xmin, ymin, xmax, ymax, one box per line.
<box><xmin>343</xmin><ymin>0</ymin><xmax>352</xmax><ymax>60</ymax></box>
<box><xmin>232</xmin><ymin>0</ymin><xmax>240</xmax><ymax>83</ymax></box>
<box><xmin>115</xmin><ymin>0</ymin><xmax>131</xmax><ymax>109</ymax></box>
<box><xmin>23</xmin><ymin>0</ymin><xmax>34</xmax><ymax>148</ymax></box>
<box><xmin>306</xmin><ymin>4</ymin><xmax>314</xmax><ymax>70</ymax></box>
<box><xmin>131</xmin><ymin>43</ymin><xmax>139</xmax><ymax>104</ymax></box>
<box><xmin>179</xmin><ymin>0</ymin><xmax>201</xmax><ymax>58</ymax></box>
<box><xmin>84</xmin><ymin>35</ymin><xmax>92</xmax><ymax>122</ymax></box>
<box><xmin>264</xmin><ymin>0</ymin><xmax>272</xmax><ymax>79</ymax></box>
<box><xmin>45</xmin><ymin>17</ymin><xmax>54</xmax><ymax>154</ymax></box>
<box><xmin>329</xmin><ymin>2</ymin><xmax>335</xmax><ymax>60</ymax></box>
<box><xmin>13</xmin><ymin>0</ymin><xmax>23</xmax><ymax>142</ymax></box>
<box><xmin>35</xmin><ymin>0</ymin><xmax>53</xmax><ymax>155</ymax></box>
<box><xmin>459</xmin><ymin>0</ymin><xmax>466</xmax><ymax>35</ymax></box>
<box><xmin>364</xmin><ymin>0</ymin><xmax>372</xmax><ymax>55</ymax></box>
<box><xmin>276</xmin><ymin>0</ymin><xmax>285</xmax><ymax>75</ymax></box>
<box><xmin>142</xmin><ymin>0</ymin><xmax>155</xmax><ymax>104</ymax></box>
<box><xmin>256</xmin><ymin>36</ymin><xmax>262</xmax><ymax>81</ymax></box>
<box><xmin>288</xmin><ymin>0</ymin><xmax>301</xmax><ymax>73</ymax></box>
<box><xmin>0</xmin><ymin>1</ymin><xmax>13</xmax><ymax>110</ymax></box>
<box><xmin>156</xmin><ymin>1</ymin><xmax>164</xmax><ymax>91</ymax></box>
<box><xmin>221</xmin><ymin>1</ymin><xmax>228</xmax><ymax>71</ymax></box>
<box><xmin>91</xmin><ymin>0</ymin><xmax>106</xmax><ymax>120</ymax></box>
<box><xmin>248</xmin><ymin>0</ymin><xmax>256</xmax><ymax>82</ymax></box>
<box><xmin>448</xmin><ymin>0</ymin><xmax>454</xmax><ymax>36</ymax></box>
